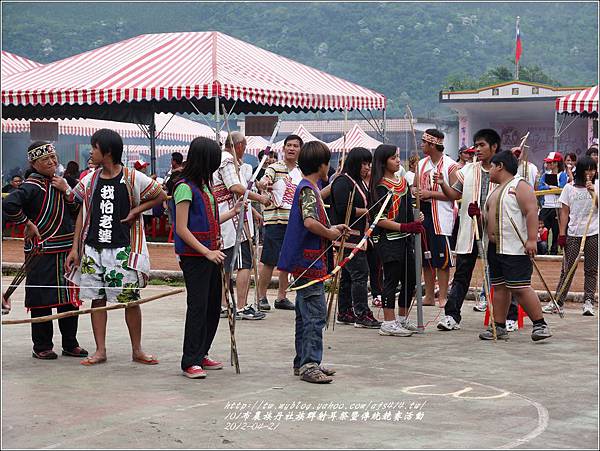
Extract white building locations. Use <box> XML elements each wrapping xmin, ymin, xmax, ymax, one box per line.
<box><xmin>439</xmin><ymin>81</ymin><xmax>595</xmax><ymax>168</ymax></box>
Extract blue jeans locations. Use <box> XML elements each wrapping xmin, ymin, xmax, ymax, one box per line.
<box><xmin>293</xmin><ymin>280</ymin><xmax>326</xmax><ymax>372</ymax></box>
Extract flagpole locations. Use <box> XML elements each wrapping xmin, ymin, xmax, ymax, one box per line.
<box><xmin>515</xmin><ymin>16</ymin><xmax>521</xmax><ymax>80</ymax></box>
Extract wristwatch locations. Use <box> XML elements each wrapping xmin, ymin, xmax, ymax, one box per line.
<box><xmin>65</xmin><ymin>187</ymin><xmax>72</xmax><ymax>197</ymax></box>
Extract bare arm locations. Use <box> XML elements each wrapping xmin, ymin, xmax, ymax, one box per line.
<box><xmin>516</xmin><ymin>180</ymin><xmax>539</xmax><ymax>256</ymax></box>
<box><xmin>436</xmin><ymin>175</ymin><xmax>462</xmax><ymax>201</ymax></box>
<box><xmin>123</xmin><ymin>189</ymin><xmax>168</xmax><ymax>224</ymax></box>
<box><xmin>229</xmin><ymin>183</ymin><xmax>270</xmax><ymax>206</ymax></box>
<box><xmin>304</xmin><ymin>217</ymin><xmax>348</xmax><ymax>241</ymax></box>
<box><xmin>319</xmin><ymin>183</ymin><xmax>332</xmax><ymax>200</ymax></box>
<box><xmin>559</xmin><ymin>203</ymin><xmax>570</xmax><ymax>236</ymax></box>
<box><xmin>65</xmin><ymin>208</ymin><xmax>83</xmax><ymax>273</ymax></box>
<box><xmin>431</xmin><ymin>166</ymin><xmax>459</xmax><ymax>201</ymax></box>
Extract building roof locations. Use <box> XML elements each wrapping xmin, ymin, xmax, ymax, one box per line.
<box><xmin>440</xmin><ymin>80</ymin><xmax>591</xmax><ymax>104</ymax></box>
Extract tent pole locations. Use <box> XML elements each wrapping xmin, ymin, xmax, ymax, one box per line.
<box><xmin>382</xmin><ymin>108</ymin><xmax>387</xmax><ymax>143</ymax></box>
<box><xmin>215</xmin><ymin>97</ymin><xmax>221</xmax><ymax>145</ymax></box>
<box><xmin>553</xmin><ymin>111</ymin><xmax>557</xmax><ymax>153</ymax></box>
<box><xmin>149</xmin><ymin>114</ymin><xmax>157</xmax><ymax>175</ymax></box>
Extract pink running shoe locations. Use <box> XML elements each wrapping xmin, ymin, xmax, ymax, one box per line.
<box><xmin>183</xmin><ymin>365</ymin><xmax>207</xmax><ymax>379</ymax></box>
<box><xmin>202</xmin><ymin>356</ymin><xmax>224</xmax><ymax>370</ymax></box>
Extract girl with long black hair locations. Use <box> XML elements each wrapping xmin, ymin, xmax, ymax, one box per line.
<box><xmin>172</xmin><ymin>137</ymin><xmax>242</xmax><ymax>379</ymax></box>
<box><xmin>330</xmin><ymin>147</ymin><xmax>381</xmax><ymax>328</ymax></box>
<box><xmin>369</xmin><ymin>145</ymin><xmax>425</xmax><ymax>337</ymax></box>
<box><xmin>544</xmin><ymin>156</ymin><xmax>598</xmax><ymax>316</ymax></box>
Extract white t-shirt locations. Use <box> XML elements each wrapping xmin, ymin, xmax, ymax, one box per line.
<box><xmin>405</xmin><ymin>170</ymin><xmax>415</xmax><ymax>186</ymax></box>
<box><xmin>239</xmin><ymin>163</ymin><xmax>255</xmax><ymax>238</ymax></box>
<box><xmin>558</xmin><ymin>180</ymin><xmax>598</xmax><ymax>237</ymax></box>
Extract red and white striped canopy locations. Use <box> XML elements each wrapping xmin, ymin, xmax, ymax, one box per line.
<box><xmin>124</xmin><ymin>144</ymin><xmax>189</xmax><ymax>161</ymax></box>
<box><xmin>272</xmin><ymin>125</ymin><xmax>324</xmax><ymax>151</ymax></box>
<box><xmin>2</xmin><ymin>113</ymin><xmax>225</xmax><ymax>142</ymax></box>
<box><xmin>2</xmin><ymin>31</ymin><xmax>386</xmax><ymax>118</ymax></box>
<box><xmin>1</xmin><ymin>51</ymin><xmax>42</xmax><ymax>78</ymax></box>
<box><xmin>327</xmin><ymin>124</ymin><xmax>382</xmax><ymax>152</ymax></box>
<box><xmin>556</xmin><ymin>85</ymin><xmax>598</xmax><ymax>115</ymax></box>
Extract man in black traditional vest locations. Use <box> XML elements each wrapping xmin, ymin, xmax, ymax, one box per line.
<box><xmin>3</xmin><ymin>142</ymin><xmax>88</xmax><ymax>360</ymax></box>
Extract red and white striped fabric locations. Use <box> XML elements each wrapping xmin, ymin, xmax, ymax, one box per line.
<box><xmin>327</xmin><ymin>124</ymin><xmax>382</xmax><ymax>152</ymax></box>
<box><xmin>1</xmin><ymin>113</ymin><xmax>225</xmax><ymax>143</ymax></box>
<box><xmin>556</xmin><ymin>85</ymin><xmax>598</xmax><ymax>114</ymax></box>
<box><xmin>244</xmin><ymin>135</ymin><xmax>269</xmax><ymax>156</ymax></box>
<box><xmin>2</xmin><ymin>32</ymin><xmax>385</xmax><ymax>112</ymax></box>
<box><xmin>123</xmin><ymin>144</ymin><xmax>189</xmax><ymax>162</ymax></box>
<box><xmin>272</xmin><ymin>125</ymin><xmax>324</xmax><ymax>151</ymax></box>
<box><xmin>1</xmin><ymin>51</ymin><xmax>42</xmax><ymax>78</ymax></box>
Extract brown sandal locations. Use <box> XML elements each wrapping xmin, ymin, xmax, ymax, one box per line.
<box><xmin>301</xmin><ymin>367</ymin><xmax>333</xmax><ymax>384</ymax></box>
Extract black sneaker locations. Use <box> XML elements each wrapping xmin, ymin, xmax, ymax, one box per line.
<box><xmin>354</xmin><ymin>312</ymin><xmax>382</xmax><ymax>329</ymax></box>
<box><xmin>274</xmin><ymin>298</ymin><xmax>295</xmax><ymax>310</ymax></box>
<box><xmin>258</xmin><ymin>297</ymin><xmax>271</xmax><ymax>311</ymax></box>
<box><xmin>336</xmin><ymin>311</ymin><xmax>356</xmax><ymax>325</ymax></box>
<box><xmin>62</xmin><ymin>346</ymin><xmax>89</xmax><ymax>357</ymax></box>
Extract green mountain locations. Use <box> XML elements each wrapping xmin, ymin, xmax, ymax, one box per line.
<box><xmin>2</xmin><ymin>1</ymin><xmax>598</xmax><ymax>117</ymax></box>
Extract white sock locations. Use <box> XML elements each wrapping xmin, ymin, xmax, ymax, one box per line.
<box><xmin>396</xmin><ymin>315</ymin><xmax>406</xmax><ymax>322</ymax></box>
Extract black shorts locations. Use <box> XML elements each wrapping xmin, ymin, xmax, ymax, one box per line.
<box><xmin>421</xmin><ymin>202</ymin><xmax>455</xmax><ymax>269</ymax></box>
<box><xmin>487</xmin><ymin>242</ymin><xmax>532</xmax><ymax>289</ymax></box>
<box><xmin>224</xmin><ymin>240</ymin><xmax>252</xmax><ymax>272</ymax></box>
<box><xmin>260</xmin><ymin>223</ymin><xmax>287</xmax><ymax>267</ymax></box>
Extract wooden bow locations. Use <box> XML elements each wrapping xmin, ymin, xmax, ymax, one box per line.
<box><xmin>288</xmin><ymin>192</ymin><xmax>393</xmax><ymax>292</ymax></box>
<box><xmin>3</xmin><ymin>288</ymin><xmax>184</xmax><ymax>325</ymax></box>
<box><xmin>325</xmin><ymin>186</ymin><xmax>355</xmax><ymax>330</ymax></box>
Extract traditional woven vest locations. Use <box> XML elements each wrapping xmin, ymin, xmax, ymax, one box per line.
<box><xmin>277</xmin><ymin>179</ymin><xmax>328</xmax><ymax>280</ymax></box>
<box><xmin>172</xmin><ymin>179</ymin><xmax>221</xmax><ymax>256</ymax></box>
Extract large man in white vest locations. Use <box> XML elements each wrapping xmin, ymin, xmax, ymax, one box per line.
<box><xmin>434</xmin><ymin>129</ymin><xmax>499</xmax><ymax>331</ymax></box>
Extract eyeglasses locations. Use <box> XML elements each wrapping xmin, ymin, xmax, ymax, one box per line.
<box><xmin>37</xmin><ymin>155</ymin><xmax>58</xmax><ymax>165</ymax></box>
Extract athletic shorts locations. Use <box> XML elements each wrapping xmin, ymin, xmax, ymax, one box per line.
<box><xmin>487</xmin><ymin>242</ymin><xmax>532</xmax><ymax>289</ymax></box>
<box><xmin>224</xmin><ymin>240</ymin><xmax>252</xmax><ymax>272</ymax></box>
<box><xmin>78</xmin><ymin>245</ymin><xmax>141</xmax><ymax>303</ymax></box>
<box><xmin>421</xmin><ymin>203</ymin><xmax>455</xmax><ymax>269</ymax></box>
<box><xmin>260</xmin><ymin>223</ymin><xmax>287</xmax><ymax>267</ymax></box>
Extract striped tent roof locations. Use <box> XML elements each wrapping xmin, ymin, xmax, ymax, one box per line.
<box><xmin>2</xmin><ymin>113</ymin><xmax>226</xmax><ymax>143</ymax></box>
<box><xmin>123</xmin><ymin>144</ymin><xmax>189</xmax><ymax>161</ymax></box>
<box><xmin>2</xmin><ymin>31</ymin><xmax>386</xmax><ymax>120</ymax></box>
<box><xmin>272</xmin><ymin>124</ymin><xmax>324</xmax><ymax>151</ymax></box>
<box><xmin>327</xmin><ymin>124</ymin><xmax>382</xmax><ymax>152</ymax></box>
<box><xmin>556</xmin><ymin>85</ymin><xmax>598</xmax><ymax>115</ymax></box>
<box><xmin>244</xmin><ymin>135</ymin><xmax>269</xmax><ymax>156</ymax></box>
<box><xmin>1</xmin><ymin>51</ymin><xmax>43</xmax><ymax>77</ymax></box>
